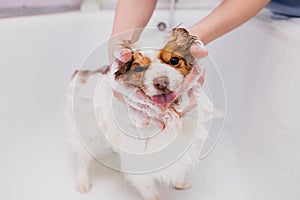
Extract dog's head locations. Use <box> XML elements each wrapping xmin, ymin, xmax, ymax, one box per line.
<box><xmin>113</xmin><ymin>28</ymin><xmax>199</xmax><ymax>106</ymax></box>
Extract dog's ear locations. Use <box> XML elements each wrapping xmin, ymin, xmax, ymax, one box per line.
<box><xmin>114</xmin><ymin>41</ymin><xmax>134</xmax><ymax>79</ymax></box>
<box><xmin>114</xmin><ymin>40</ymin><xmax>150</xmax><ymax>79</ymax></box>
<box><xmin>162</xmin><ymin>28</ymin><xmax>198</xmax><ymax>65</ymax></box>
<box><xmin>114</xmin><ymin>58</ymin><xmax>133</xmax><ymax>79</ymax></box>
<box><xmin>71</xmin><ymin>65</ymin><xmax>110</xmax><ymax>83</ymax></box>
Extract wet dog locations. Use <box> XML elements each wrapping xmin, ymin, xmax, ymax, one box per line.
<box><xmin>66</xmin><ymin>28</ymin><xmax>215</xmax><ymax>200</ymax></box>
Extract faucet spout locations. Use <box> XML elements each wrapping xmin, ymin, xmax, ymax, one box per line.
<box><xmin>169</xmin><ymin>0</ymin><xmax>177</xmax><ymax>28</ymax></box>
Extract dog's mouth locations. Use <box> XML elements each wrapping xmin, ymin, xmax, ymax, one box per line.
<box><xmin>151</xmin><ymin>92</ymin><xmax>176</xmax><ymax>105</ymax></box>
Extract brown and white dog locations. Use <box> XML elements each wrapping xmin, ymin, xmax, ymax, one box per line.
<box><xmin>66</xmin><ymin>28</ymin><xmax>216</xmax><ymax>200</ymax></box>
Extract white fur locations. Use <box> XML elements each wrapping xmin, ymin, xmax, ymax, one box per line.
<box><xmin>143</xmin><ymin>62</ymin><xmax>183</xmax><ymax>97</ymax></box>
<box><xmin>66</xmin><ymin>54</ymin><xmax>215</xmax><ymax>200</ymax></box>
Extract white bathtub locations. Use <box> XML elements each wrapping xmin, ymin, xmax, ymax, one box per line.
<box><xmin>0</xmin><ymin>9</ymin><xmax>300</xmax><ymax>200</ymax></box>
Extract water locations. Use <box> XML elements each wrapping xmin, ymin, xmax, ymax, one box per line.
<box><xmin>169</xmin><ymin>0</ymin><xmax>176</xmax><ymax>28</ymax></box>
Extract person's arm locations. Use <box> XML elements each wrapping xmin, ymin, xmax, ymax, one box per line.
<box><xmin>110</xmin><ymin>0</ymin><xmax>270</xmax><ymax>58</ymax></box>
<box><xmin>188</xmin><ymin>0</ymin><xmax>270</xmax><ymax>45</ymax></box>
<box><xmin>111</xmin><ymin>0</ymin><xmax>157</xmax><ymax>41</ymax></box>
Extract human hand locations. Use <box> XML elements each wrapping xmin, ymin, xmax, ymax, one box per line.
<box><xmin>114</xmin><ymin>48</ymin><xmax>132</xmax><ymax>63</ymax></box>
<box><xmin>190</xmin><ymin>41</ymin><xmax>208</xmax><ymax>59</ymax></box>
<box><xmin>189</xmin><ymin>41</ymin><xmax>207</xmax><ymax>86</ymax></box>
<box><xmin>189</xmin><ymin>30</ymin><xmax>207</xmax><ymax>86</ymax></box>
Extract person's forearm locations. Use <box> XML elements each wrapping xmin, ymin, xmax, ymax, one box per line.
<box><xmin>111</xmin><ymin>0</ymin><xmax>157</xmax><ymax>40</ymax></box>
<box><xmin>189</xmin><ymin>0</ymin><xmax>270</xmax><ymax>45</ymax></box>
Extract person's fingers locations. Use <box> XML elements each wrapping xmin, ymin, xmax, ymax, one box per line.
<box><xmin>112</xmin><ymin>48</ymin><xmax>132</xmax><ymax>63</ymax></box>
<box><xmin>198</xmin><ymin>68</ymin><xmax>206</xmax><ymax>86</ymax></box>
<box><xmin>190</xmin><ymin>43</ymin><xmax>208</xmax><ymax>59</ymax></box>
<box><xmin>198</xmin><ymin>75</ymin><xmax>205</xmax><ymax>86</ymax></box>
<box><xmin>113</xmin><ymin>90</ymin><xmax>125</xmax><ymax>102</ymax></box>
<box><xmin>119</xmin><ymin>48</ymin><xmax>132</xmax><ymax>62</ymax></box>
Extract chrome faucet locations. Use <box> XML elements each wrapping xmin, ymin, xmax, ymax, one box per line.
<box><xmin>169</xmin><ymin>0</ymin><xmax>177</xmax><ymax>28</ymax></box>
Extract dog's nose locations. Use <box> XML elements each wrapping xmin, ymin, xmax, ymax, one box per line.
<box><xmin>153</xmin><ymin>76</ymin><xmax>169</xmax><ymax>90</ymax></box>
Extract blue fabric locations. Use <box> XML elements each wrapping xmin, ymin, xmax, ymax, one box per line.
<box><xmin>266</xmin><ymin>0</ymin><xmax>300</xmax><ymax>17</ymax></box>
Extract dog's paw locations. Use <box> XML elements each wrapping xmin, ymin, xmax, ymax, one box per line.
<box><xmin>76</xmin><ymin>180</ymin><xmax>92</xmax><ymax>193</ymax></box>
<box><xmin>173</xmin><ymin>180</ymin><xmax>191</xmax><ymax>190</ymax></box>
<box><xmin>145</xmin><ymin>194</ymin><xmax>162</xmax><ymax>200</ymax></box>
<box><xmin>153</xmin><ymin>194</ymin><xmax>162</xmax><ymax>200</ymax></box>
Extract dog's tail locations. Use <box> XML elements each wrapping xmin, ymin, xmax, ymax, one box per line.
<box><xmin>71</xmin><ymin>65</ymin><xmax>110</xmax><ymax>82</ymax></box>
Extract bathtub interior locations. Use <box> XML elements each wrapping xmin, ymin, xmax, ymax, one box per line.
<box><xmin>208</xmin><ymin>13</ymin><xmax>300</xmax><ymax>200</ymax></box>
<box><xmin>0</xmin><ymin>9</ymin><xmax>300</xmax><ymax>200</ymax></box>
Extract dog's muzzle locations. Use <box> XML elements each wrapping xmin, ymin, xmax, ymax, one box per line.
<box><xmin>151</xmin><ymin>75</ymin><xmax>176</xmax><ymax>105</ymax></box>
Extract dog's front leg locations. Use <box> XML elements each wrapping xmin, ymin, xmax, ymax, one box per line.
<box><xmin>76</xmin><ymin>151</ymin><xmax>93</xmax><ymax>193</ymax></box>
<box><xmin>173</xmin><ymin>180</ymin><xmax>191</xmax><ymax>190</ymax></box>
<box><xmin>125</xmin><ymin>174</ymin><xmax>161</xmax><ymax>200</ymax></box>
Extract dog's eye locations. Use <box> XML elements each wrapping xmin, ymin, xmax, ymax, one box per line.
<box><xmin>169</xmin><ymin>57</ymin><xmax>180</xmax><ymax>66</ymax></box>
<box><xmin>133</xmin><ymin>66</ymin><xmax>148</xmax><ymax>72</ymax></box>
